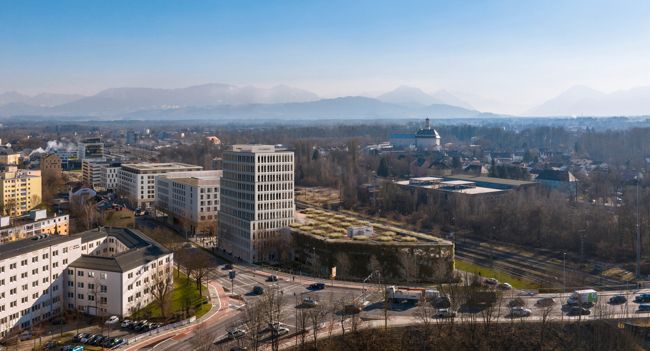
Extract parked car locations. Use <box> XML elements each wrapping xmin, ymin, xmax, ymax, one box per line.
<box><xmin>498</xmin><ymin>282</ymin><xmax>513</xmax><ymax>290</ymax></box>
<box><xmin>227</xmin><ymin>328</ymin><xmax>247</xmax><ymax>339</ymax></box>
<box><xmin>509</xmin><ymin>307</ymin><xmax>532</xmax><ymax>318</ymax></box>
<box><xmin>18</xmin><ymin>331</ymin><xmax>31</xmax><ymax>341</ymax></box>
<box><xmin>638</xmin><ymin>303</ymin><xmax>650</xmax><ymax>312</ymax></box>
<box><xmin>272</xmin><ymin>327</ymin><xmax>290</xmax><ymax>336</ymax></box>
<box><xmin>43</xmin><ymin>340</ymin><xmax>62</xmax><ymax>350</ymax></box>
<box><xmin>302</xmin><ymin>297</ymin><xmax>319</xmax><ymax>307</ymax></box>
<box><xmin>79</xmin><ymin>334</ymin><xmax>93</xmax><ymax>343</ymax></box>
<box><xmin>535</xmin><ymin>297</ymin><xmax>555</xmax><ymax>307</ymax></box>
<box><xmin>62</xmin><ymin>346</ymin><xmax>84</xmax><ymax>351</ymax></box>
<box><xmin>73</xmin><ymin>333</ymin><xmax>88</xmax><ymax>342</ymax></box>
<box><xmin>434</xmin><ymin>308</ymin><xmax>457</xmax><ymax>318</ymax></box>
<box><xmin>252</xmin><ymin>286</ymin><xmax>265</xmax><ymax>295</ymax></box>
<box><xmin>90</xmin><ymin>335</ymin><xmax>106</xmax><ymax>346</ymax></box>
<box><xmin>308</xmin><ymin>283</ymin><xmax>325</xmax><ymax>290</ymax></box>
<box><xmin>266</xmin><ymin>275</ymin><xmax>279</xmax><ymax>282</ymax></box>
<box><xmin>120</xmin><ymin>319</ymin><xmax>133</xmax><ymax>328</ymax></box>
<box><xmin>484</xmin><ymin>278</ymin><xmax>498</xmax><ymax>285</ymax></box>
<box><xmin>609</xmin><ymin>295</ymin><xmax>628</xmax><ymax>305</ymax></box>
<box><xmin>635</xmin><ymin>293</ymin><xmax>650</xmax><ymax>303</ymax></box>
<box><xmin>567</xmin><ymin>306</ymin><xmax>591</xmax><ymax>316</ymax></box>
<box><xmin>105</xmin><ymin>315</ymin><xmax>119</xmax><ymax>324</ymax></box>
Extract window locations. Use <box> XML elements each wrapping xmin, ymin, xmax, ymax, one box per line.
<box><xmin>52</xmin><ymin>250</ymin><xmax>58</xmax><ymax>256</ymax></box>
<box><xmin>9</xmin><ymin>288</ymin><xmax>16</xmax><ymax>295</ymax></box>
<box><xmin>42</xmin><ymin>253</ymin><xmax>48</xmax><ymax>259</ymax></box>
<box><xmin>88</xmin><ymin>283</ymin><xmax>94</xmax><ymax>290</ymax></box>
<box><xmin>31</xmin><ymin>269</ymin><xmax>38</xmax><ymax>275</ymax></box>
<box><xmin>9</xmin><ymin>276</ymin><xmax>16</xmax><ymax>282</ymax></box>
<box><xmin>67</xmin><ymin>269</ymin><xmax>73</xmax><ymax>275</ymax></box>
<box><xmin>127</xmin><ymin>284</ymin><xmax>133</xmax><ymax>291</ymax></box>
<box><xmin>77</xmin><ymin>282</ymin><xmax>84</xmax><ymax>288</ymax></box>
<box><xmin>77</xmin><ymin>294</ymin><xmax>84</xmax><ymax>300</ymax></box>
<box><xmin>128</xmin><ymin>272</ymin><xmax>133</xmax><ymax>279</ymax></box>
<box><xmin>100</xmin><ymin>297</ymin><xmax>107</xmax><ymax>304</ymax></box>
<box><xmin>100</xmin><ymin>285</ymin><xmax>107</xmax><ymax>293</ymax></box>
<box><xmin>88</xmin><ymin>272</ymin><xmax>95</xmax><ymax>278</ymax></box>
<box><xmin>77</xmin><ymin>271</ymin><xmax>84</xmax><ymax>277</ymax></box>
<box><xmin>100</xmin><ymin>273</ymin><xmax>107</xmax><ymax>279</ymax></box>
<box><xmin>31</xmin><ymin>257</ymin><xmax>38</xmax><ymax>263</ymax></box>
<box><xmin>9</xmin><ymin>263</ymin><xmax>16</xmax><ymax>269</ymax></box>
<box><xmin>20</xmin><ymin>259</ymin><xmax>27</xmax><ymax>266</ymax></box>
<box><xmin>20</xmin><ymin>272</ymin><xmax>27</xmax><ymax>278</ymax></box>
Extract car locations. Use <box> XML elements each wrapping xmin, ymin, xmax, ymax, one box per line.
<box><xmin>73</xmin><ymin>333</ymin><xmax>87</xmax><ymax>342</ymax></box>
<box><xmin>90</xmin><ymin>335</ymin><xmax>106</xmax><ymax>346</ymax></box>
<box><xmin>435</xmin><ymin>308</ymin><xmax>457</xmax><ymax>318</ymax></box>
<box><xmin>635</xmin><ymin>293</ymin><xmax>650</xmax><ymax>303</ymax></box>
<box><xmin>272</xmin><ymin>327</ymin><xmax>290</xmax><ymax>336</ymax></box>
<box><xmin>227</xmin><ymin>328</ymin><xmax>247</xmax><ymax>339</ymax></box>
<box><xmin>62</xmin><ymin>346</ymin><xmax>84</xmax><ymax>351</ymax></box>
<box><xmin>252</xmin><ymin>286</ymin><xmax>265</xmax><ymax>295</ymax></box>
<box><xmin>308</xmin><ymin>282</ymin><xmax>325</xmax><ymax>290</ymax></box>
<box><xmin>43</xmin><ymin>340</ymin><xmax>62</xmax><ymax>350</ymax></box>
<box><xmin>224</xmin><ymin>263</ymin><xmax>233</xmax><ymax>270</ymax></box>
<box><xmin>79</xmin><ymin>334</ymin><xmax>93</xmax><ymax>343</ymax></box>
<box><xmin>609</xmin><ymin>295</ymin><xmax>628</xmax><ymax>305</ymax></box>
<box><xmin>435</xmin><ymin>296</ymin><xmax>451</xmax><ymax>308</ymax></box>
<box><xmin>638</xmin><ymin>303</ymin><xmax>650</xmax><ymax>312</ymax></box>
<box><xmin>105</xmin><ymin>315</ymin><xmax>119</xmax><ymax>324</ymax></box>
<box><xmin>535</xmin><ymin>297</ymin><xmax>555</xmax><ymax>307</ymax></box>
<box><xmin>567</xmin><ymin>306</ymin><xmax>591</xmax><ymax>316</ymax></box>
<box><xmin>106</xmin><ymin>338</ymin><xmax>126</xmax><ymax>348</ymax></box>
<box><xmin>266</xmin><ymin>275</ymin><xmax>279</xmax><ymax>282</ymax></box>
<box><xmin>302</xmin><ymin>297</ymin><xmax>319</xmax><ymax>307</ymax></box>
<box><xmin>120</xmin><ymin>319</ymin><xmax>133</xmax><ymax>328</ymax></box>
<box><xmin>134</xmin><ymin>320</ymin><xmax>149</xmax><ymax>331</ymax></box>
<box><xmin>230</xmin><ymin>347</ymin><xmax>249</xmax><ymax>351</ymax></box>
<box><xmin>510</xmin><ymin>307</ymin><xmax>532</xmax><ymax>318</ymax></box>
<box><xmin>484</xmin><ymin>278</ymin><xmax>498</xmax><ymax>285</ymax></box>
<box><xmin>18</xmin><ymin>331</ymin><xmax>31</xmax><ymax>341</ymax></box>
<box><xmin>498</xmin><ymin>282</ymin><xmax>513</xmax><ymax>290</ymax></box>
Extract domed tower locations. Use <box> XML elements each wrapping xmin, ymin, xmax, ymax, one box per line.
<box><xmin>415</xmin><ymin>118</ymin><xmax>441</xmax><ymax>150</ymax></box>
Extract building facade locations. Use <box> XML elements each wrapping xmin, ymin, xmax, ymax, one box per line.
<box><xmin>39</xmin><ymin>154</ymin><xmax>62</xmax><ymax>174</ymax></box>
<box><xmin>218</xmin><ymin>145</ymin><xmax>294</xmax><ymax>263</ymax></box>
<box><xmin>82</xmin><ymin>160</ymin><xmax>104</xmax><ymax>189</ymax></box>
<box><xmin>155</xmin><ymin>170</ymin><xmax>222</xmax><ymax>235</ymax></box>
<box><xmin>100</xmin><ymin>163</ymin><xmax>121</xmax><ymax>192</ymax></box>
<box><xmin>77</xmin><ymin>138</ymin><xmax>105</xmax><ymax>161</ymax></box>
<box><xmin>0</xmin><ymin>210</ymin><xmax>69</xmax><ymax>243</ymax></box>
<box><xmin>118</xmin><ymin>163</ymin><xmax>203</xmax><ymax>208</ymax></box>
<box><xmin>0</xmin><ymin>167</ymin><xmax>42</xmax><ymax>217</ymax></box>
<box><xmin>0</xmin><ymin>227</ymin><xmax>172</xmax><ymax>337</ymax></box>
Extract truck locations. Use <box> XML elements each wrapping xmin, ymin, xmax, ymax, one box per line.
<box><xmin>567</xmin><ymin>289</ymin><xmax>598</xmax><ymax>306</ymax></box>
<box><xmin>385</xmin><ymin>286</ymin><xmax>440</xmax><ymax>303</ymax></box>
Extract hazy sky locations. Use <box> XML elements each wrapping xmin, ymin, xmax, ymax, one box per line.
<box><xmin>2</xmin><ymin>0</ymin><xmax>650</xmax><ymax>113</ymax></box>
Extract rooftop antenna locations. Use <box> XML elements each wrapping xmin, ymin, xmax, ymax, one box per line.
<box><xmin>425</xmin><ymin>118</ymin><xmax>431</xmax><ymax>130</ymax></box>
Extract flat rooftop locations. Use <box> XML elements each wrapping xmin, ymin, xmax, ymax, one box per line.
<box><xmin>445</xmin><ymin>175</ymin><xmax>536</xmax><ymax>187</ymax></box>
<box><xmin>0</xmin><ymin>234</ymin><xmax>76</xmax><ymax>261</ymax></box>
<box><xmin>121</xmin><ymin>162</ymin><xmax>202</xmax><ymax>173</ymax></box>
<box><xmin>229</xmin><ymin>144</ymin><xmax>289</xmax><ymax>153</ymax></box>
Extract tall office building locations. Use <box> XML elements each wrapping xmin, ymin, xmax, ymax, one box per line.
<box><xmin>218</xmin><ymin>145</ymin><xmax>294</xmax><ymax>263</ymax></box>
<box><xmin>77</xmin><ymin>138</ymin><xmax>105</xmax><ymax>161</ymax></box>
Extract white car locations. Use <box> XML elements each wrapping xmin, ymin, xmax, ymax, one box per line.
<box><xmin>510</xmin><ymin>307</ymin><xmax>532</xmax><ymax>317</ymax></box>
<box><xmin>302</xmin><ymin>297</ymin><xmax>319</xmax><ymax>307</ymax></box>
<box><xmin>105</xmin><ymin>315</ymin><xmax>120</xmax><ymax>325</ymax></box>
<box><xmin>484</xmin><ymin>278</ymin><xmax>498</xmax><ymax>285</ymax></box>
<box><xmin>498</xmin><ymin>282</ymin><xmax>513</xmax><ymax>290</ymax></box>
<box><xmin>227</xmin><ymin>329</ymin><xmax>247</xmax><ymax>339</ymax></box>
<box><xmin>274</xmin><ymin>327</ymin><xmax>290</xmax><ymax>336</ymax></box>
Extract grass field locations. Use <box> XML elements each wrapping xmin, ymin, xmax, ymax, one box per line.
<box><xmin>455</xmin><ymin>259</ymin><xmax>540</xmax><ymax>290</ymax></box>
<box><xmin>132</xmin><ymin>269</ymin><xmax>211</xmax><ymax>320</ymax></box>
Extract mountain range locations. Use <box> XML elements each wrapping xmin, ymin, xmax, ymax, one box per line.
<box><xmin>527</xmin><ymin>85</ymin><xmax>650</xmax><ymax>117</ymax></box>
<box><xmin>0</xmin><ymin>84</ymin><xmax>481</xmax><ymax>120</ymax></box>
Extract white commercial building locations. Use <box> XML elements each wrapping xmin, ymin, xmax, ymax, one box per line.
<box><xmin>100</xmin><ymin>162</ymin><xmax>122</xmax><ymax>191</ymax></box>
<box><xmin>118</xmin><ymin>163</ymin><xmax>202</xmax><ymax>208</ymax></box>
<box><xmin>82</xmin><ymin>160</ymin><xmax>104</xmax><ymax>189</ymax></box>
<box><xmin>155</xmin><ymin>170</ymin><xmax>222</xmax><ymax>235</ymax></box>
<box><xmin>218</xmin><ymin>145</ymin><xmax>294</xmax><ymax>263</ymax></box>
<box><xmin>0</xmin><ymin>227</ymin><xmax>173</xmax><ymax>337</ymax></box>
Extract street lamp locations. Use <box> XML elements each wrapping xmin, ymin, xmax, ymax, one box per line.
<box><xmin>563</xmin><ymin>252</ymin><xmax>567</xmax><ymax>295</ymax></box>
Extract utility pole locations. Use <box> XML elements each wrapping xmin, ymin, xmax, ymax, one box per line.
<box><xmin>563</xmin><ymin>252</ymin><xmax>567</xmax><ymax>294</ymax></box>
<box><xmin>636</xmin><ymin>177</ymin><xmax>641</xmax><ymax>279</ymax></box>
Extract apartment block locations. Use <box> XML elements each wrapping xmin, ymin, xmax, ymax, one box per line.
<box><xmin>218</xmin><ymin>145</ymin><xmax>294</xmax><ymax>263</ymax></box>
<box><xmin>0</xmin><ymin>166</ymin><xmax>42</xmax><ymax>217</ymax></box>
<box><xmin>0</xmin><ymin>210</ymin><xmax>69</xmax><ymax>243</ymax></box>
<box><xmin>0</xmin><ymin>227</ymin><xmax>172</xmax><ymax>337</ymax></box>
<box><xmin>118</xmin><ymin>163</ymin><xmax>202</xmax><ymax>208</ymax></box>
<box><xmin>155</xmin><ymin>170</ymin><xmax>222</xmax><ymax>235</ymax></box>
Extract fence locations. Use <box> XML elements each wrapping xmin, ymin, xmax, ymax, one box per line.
<box><xmin>125</xmin><ymin>316</ymin><xmax>197</xmax><ymax>345</ymax></box>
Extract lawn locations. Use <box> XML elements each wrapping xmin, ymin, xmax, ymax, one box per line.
<box><xmin>132</xmin><ymin>269</ymin><xmax>211</xmax><ymax>320</ymax></box>
<box><xmin>454</xmin><ymin>259</ymin><xmax>540</xmax><ymax>290</ymax></box>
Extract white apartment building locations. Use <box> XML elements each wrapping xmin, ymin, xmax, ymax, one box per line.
<box><xmin>83</xmin><ymin>161</ymin><xmax>121</xmax><ymax>191</ymax></box>
<box><xmin>218</xmin><ymin>145</ymin><xmax>294</xmax><ymax>263</ymax></box>
<box><xmin>0</xmin><ymin>210</ymin><xmax>69</xmax><ymax>243</ymax></box>
<box><xmin>100</xmin><ymin>162</ymin><xmax>122</xmax><ymax>192</ymax></box>
<box><xmin>118</xmin><ymin>163</ymin><xmax>202</xmax><ymax>208</ymax></box>
<box><xmin>155</xmin><ymin>170</ymin><xmax>222</xmax><ymax>235</ymax></box>
<box><xmin>0</xmin><ymin>227</ymin><xmax>173</xmax><ymax>337</ymax></box>
<box><xmin>82</xmin><ymin>160</ymin><xmax>103</xmax><ymax>189</ymax></box>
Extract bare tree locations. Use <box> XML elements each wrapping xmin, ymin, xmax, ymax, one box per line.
<box><xmin>307</xmin><ymin>303</ymin><xmax>328</xmax><ymax>347</ymax></box>
<box><xmin>190</xmin><ymin>322</ymin><xmax>218</xmax><ymax>351</ymax></box>
<box><xmin>149</xmin><ymin>267</ymin><xmax>173</xmax><ymax>318</ymax></box>
<box><xmin>242</xmin><ymin>301</ymin><xmax>265</xmax><ymax>351</ymax></box>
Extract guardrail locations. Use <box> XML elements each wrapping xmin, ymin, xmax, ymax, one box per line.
<box><xmin>125</xmin><ymin>316</ymin><xmax>197</xmax><ymax>345</ymax></box>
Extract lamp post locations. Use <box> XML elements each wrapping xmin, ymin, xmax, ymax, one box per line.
<box><xmin>563</xmin><ymin>252</ymin><xmax>567</xmax><ymax>294</ymax></box>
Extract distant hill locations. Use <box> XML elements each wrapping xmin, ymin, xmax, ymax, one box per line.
<box><xmin>377</xmin><ymin>86</ymin><xmax>474</xmax><ymax>110</ymax></box>
<box><xmin>0</xmin><ymin>91</ymin><xmax>84</xmax><ymax>107</ymax></box>
<box><xmin>528</xmin><ymin>85</ymin><xmax>650</xmax><ymax>116</ymax></box>
<box><xmin>0</xmin><ymin>84</ymin><xmax>482</xmax><ymax>120</ymax></box>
